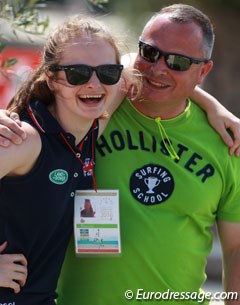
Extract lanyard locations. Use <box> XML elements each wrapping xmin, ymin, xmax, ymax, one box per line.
<box><xmin>27</xmin><ymin>103</ymin><xmax>98</xmax><ymax>190</ymax></box>
<box><xmin>60</xmin><ymin>126</ymin><xmax>98</xmax><ymax>191</ymax></box>
<box><xmin>155</xmin><ymin>117</ymin><xmax>180</xmax><ymax>160</ymax></box>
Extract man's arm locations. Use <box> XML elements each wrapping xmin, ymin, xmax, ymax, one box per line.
<box><xmin>217</xmin><ymin>220</ymin><xmax>240</xmax><ymax>304</ymax></box>
<box><xmin>0</xmin><ymin>110</ymin><xmax>26</xmax><ymax>146</ymax></box>
<box><xmin>0</xmin><ymin>241</ymin><xmax>28</xmax><ymax>293</ymax></box>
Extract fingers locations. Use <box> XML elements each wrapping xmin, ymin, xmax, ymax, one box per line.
<box><xmin>211</xmin><ymin>120</ymin><xmax>234</xmax><ymax>147</ymax></box>
<box><xmin>0</xmin><ymin>241</ymin><xmax>8</xmax><ymax>253</ymax></box>
<box><xmin>9</xmin><ymin>112</ymin><xmax>21</xmax><ymax>126</ymax></box>
<box><xmin>225</xmin><ymin>120</ymin><xmax>240</xmax><ymax>157</ymax></box>
<box><xmin>0</xmin><ymin>136</ymin><xmax>12</xmax><ymax>147</ymax></box>
<box><xmin>213</xmin><ymin>117</ymin><xmax>240</xmax><ymax>157</ymax></box>
<box><xmin>234</xmin><ymin>146</ymin><xmax>240</xmax><ymax>157</ymax></box>
<box><xmin>10</xmin><ymin>280</ymin><xmax>21</xmax><ymax>294</ymax></box>
<box><xmin>219</xmin><ymin>128</ymin><xmax>234</xmax><ymax>148</ymax></box>
<box><xmin>98</xmin><ymin>111</ymin><xmax>110</xmax><ymax>120</ymax></box>
<box><xmin>7</xmin><ymin>262</ymin><xmax>28</xmax><ymax>293</ymax></box>
<box><xmin>229</xmin><ymin>139</ymin><xmax>240</xmax><ymax>157</ymax></box>
<box><xmin>4</xmin><ymin>272</ymin><xmax>27</xmax><ymax>294</ymax></box>
<box><xmin>11</xmin><ymin>253</ymin><xmax>28</xmax><ymax>267</ymax></box>
<box><xmin>0</xmin><ymin>111</ymin><xmax>26</xmax><ymax>146</ymax></box>
<box><xmin>0</xmin><ymin>124</ymin><xmax>26</xmax><ymax>146</ymax></box>
<box><xmin>206</xmin><ymin>107</ymin><xmax>240</xmax><ymax>157</ymax></box>
<box><xmin>0</xmin><ymin>253</ymin><xmax>28</xmax><ymax>293</ymax></box>
<box><xmin>12</xmin><ymin>261</ymin><xmax>28</xmax><ymax>288</ymax></box>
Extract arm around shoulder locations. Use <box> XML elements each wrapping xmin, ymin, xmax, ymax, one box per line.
<box><xmin>0</xmin><ymin>241</ymin><xmax>28</xmax><ymax>293</ymax></box>
<box><xmin>0</xmin><ymin>122</ymin><xmax>41</xmax><ymax>178</ymax></box>
<box><xmin>191</xmin><ymin>86</ymin><xmax>240</xmax><ymax>156</ymax></box>
<box><xmin>0</xmin><ymin>109</ymin><xmax>26</xmax><ymax>146</ymax></box>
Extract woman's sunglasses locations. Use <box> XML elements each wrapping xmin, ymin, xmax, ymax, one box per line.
<box><xmin>50</xmin><ymin>64</ymin><xmax>124</xmax><ymax>86</ymax></box>
<box><xmin>139</xmin><ymin>40</ymin><xmax>209</xmax><ymax>71</ymax></box>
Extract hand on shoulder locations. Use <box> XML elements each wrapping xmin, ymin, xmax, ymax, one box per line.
<box><xmin>0</xmin><ymin>122</ymin><xmax>41</xmax><ymax>178</ymax></box>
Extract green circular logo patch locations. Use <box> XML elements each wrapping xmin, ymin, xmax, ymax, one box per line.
<box><xmin>49</xmin><ymin>169</ymin><xmax>69</xmax><ymax>185</ymax></box>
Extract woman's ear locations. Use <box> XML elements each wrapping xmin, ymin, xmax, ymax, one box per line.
<box><xmin>45</xmin><ymin>71</ymin><xmax>55</xmax><ymax>90</ymax></box>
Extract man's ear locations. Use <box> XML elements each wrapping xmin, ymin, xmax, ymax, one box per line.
<box><xmin>198</xmin><ymin>60</ymin><xmax>213</xmax><ymax>84</ymax></box>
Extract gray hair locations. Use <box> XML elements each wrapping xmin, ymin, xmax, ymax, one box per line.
<box><xmin>142</xmin><ymin>4</ymin><xmax>215</xmax><ymax>58</ymax></box>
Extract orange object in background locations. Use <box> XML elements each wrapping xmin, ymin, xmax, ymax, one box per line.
<box><xmin>0</xmin><ymin>45</ymin><xmax>41</xmax><ymax>109</ymax></box>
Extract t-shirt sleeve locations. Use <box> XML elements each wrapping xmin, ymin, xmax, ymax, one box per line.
<box><xmin>217</xmin><ymin>157</ymin><xmax>240</xmax><ymax>222</ymax></box>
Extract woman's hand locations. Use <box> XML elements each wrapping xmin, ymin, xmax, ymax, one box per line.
<box><xmin>207</xmin><ymin>106</ymin><xmax>240</xmax><ymax>157</ymax></box>
<box><xmin>190</xmin><ymin>86</ymin><xmax>240</xmax><ymax>157</ymax></box>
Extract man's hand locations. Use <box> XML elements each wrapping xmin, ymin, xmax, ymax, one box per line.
<box><xmin>0</xmin><ymin>110</ymin><xmax>26</xmax><ymax>146</ymax></box>
<box><xmin>0</xmin><ymin>241</ymin><xmax>28</xmax><ymax>293</ymax></box>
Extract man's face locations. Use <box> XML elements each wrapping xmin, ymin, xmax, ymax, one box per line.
<box><xmin>134</xmin><ymin>15</ymin><xmax>213</xmax><ymax>108</ymax></box>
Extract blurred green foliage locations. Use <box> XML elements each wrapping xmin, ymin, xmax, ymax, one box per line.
<box><xmin>0</xmin><ymin>0</ymin><xmax>239</xmax><ymax>78</ymax></box>
<box><xmin>0</xmin><ymin>0</ymin><xmax>49</xmax><ymax>35</ymax></box>
<box><xmin>0</xmin><ymin>0</ymin><xmax>49</xmax><ymax>77</ymax></box>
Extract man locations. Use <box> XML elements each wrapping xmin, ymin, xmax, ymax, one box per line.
<box><xmin>55</xmin><ymin>4</ymin><xmax>240</xmax><ymax>305</ymax></box>
<box><xmin>0</xmin><ymin>4</ymin><xmax>240</xmax><ymax>305</ymax></box>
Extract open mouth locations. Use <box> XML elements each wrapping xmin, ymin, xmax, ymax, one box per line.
<box><xmin>79</xmin><ymin>94</ymin><xmax>104</xmax><ymax>104</ymax></box>
<box><xmin>147</xmin><ymin>79</ymin><xmax>170</xmax><ymax>89</ymax></box>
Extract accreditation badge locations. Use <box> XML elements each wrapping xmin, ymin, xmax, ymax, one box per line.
<box><xmin>74</xmin><ymin>190</ymin><xmax>121</xmax><ymax>256</ymax></box>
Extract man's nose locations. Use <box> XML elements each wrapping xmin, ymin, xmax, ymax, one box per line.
<box><xmin>151</xmin><ymin>56</ymin><xmax>169</xmax><ymax>74</ymax></box>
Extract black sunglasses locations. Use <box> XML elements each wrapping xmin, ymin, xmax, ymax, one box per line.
<box><xmin>139</xmin><ymin>40</ymin><xmax>209</xmax><ymax>71</ymax></box>
<box><xmin>50</xmin><ymin>64</ymin><xmax>124</xmax><ymax>86</ymax></box>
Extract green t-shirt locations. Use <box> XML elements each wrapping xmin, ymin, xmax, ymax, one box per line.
<box><xmin>57</xmin><ymin>98</ymin><xmax>240</xmax><ymax>305</ymax></box>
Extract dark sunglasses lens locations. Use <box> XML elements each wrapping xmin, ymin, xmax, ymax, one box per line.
<box><xmin>97</xmin><ymin>65</ymin><xmax>122</xmax><ymax>85</ymax></box>
<box><xmin>140</xmin><ymin>44</ymin><xmax>160</xmax><ymax>63</ymax></box>
<box><xmin>166</xmin><ymin>55</ymin><xmax>191</xmax><ymax>71</ymax></box>
<box><xmin>65</xmin><ymin>66</ymin><xmax>91</xmax><ymax>85</ymax></box>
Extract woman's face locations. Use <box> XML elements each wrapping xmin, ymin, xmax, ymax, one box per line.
<box><xmin>48</xmin><ymin>36</ymin><xmax>122</xmax><ymax>122</ymax></box>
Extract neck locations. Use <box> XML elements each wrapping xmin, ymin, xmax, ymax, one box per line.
<box><xmin>49</xmin><ymin>105</ymin><xmax>94</xmax><ymax>144</ymax></box>
<box><xmin>131</xmin><ymin>98</ymin><xmax>188</xmax><ymax>119</ymax></box>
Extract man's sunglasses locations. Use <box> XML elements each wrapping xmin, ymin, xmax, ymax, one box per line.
<box><xmin>50</xmin><ymin>64</ymin><xmax>124</xmax><ymax>86</ymax></box>
<box><xmin>139</xmin><ymin>40</ymin><xmax>209</xmax><ymax>71</ymax></box>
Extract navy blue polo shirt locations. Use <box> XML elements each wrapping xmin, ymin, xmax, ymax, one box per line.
<box><xmin>0</xmin><ymin>100</ymin><xmax>98</xmax><ymax>305</ymax></box>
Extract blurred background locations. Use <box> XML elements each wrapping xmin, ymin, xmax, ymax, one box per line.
<box><xmin>1</xmin><ymin>0</ymin><xmax>239</xmax><ymax>303</ymax></box>
<box><xmin>1</xmin><ymin>0</ymin><xmax>240</xmax><ymax>115</ymax></box>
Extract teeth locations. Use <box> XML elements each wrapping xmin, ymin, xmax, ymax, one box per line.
<box><xmin>80</xmin><ymin>95</ymin><xmax>102</xmax><ymax>98</ymax></box>
<box><xmin>149</xmin><ymin>80</ymin><xmax>167</xmax><ymax>87</ymax></box>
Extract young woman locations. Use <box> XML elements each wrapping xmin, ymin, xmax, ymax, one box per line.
<box><xmin>0</xmin><ymin>14</ymin><xmax>132</xmax><ymax>305</ymax></box>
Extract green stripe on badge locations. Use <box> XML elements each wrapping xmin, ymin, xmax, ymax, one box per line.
<box><xmin>77</xmin><ymin>224</ymin><xmax>118</xmax><ymax>228</ymax></box>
